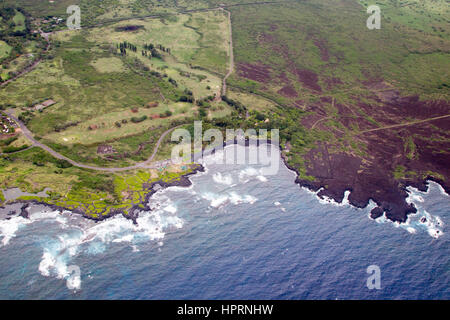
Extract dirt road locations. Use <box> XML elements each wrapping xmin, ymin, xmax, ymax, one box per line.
<box><xmin>221</xmin><ymin>8</ymin><xmax>234</xmax><ymax>97</ymax></box>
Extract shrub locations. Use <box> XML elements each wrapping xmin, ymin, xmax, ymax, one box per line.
<box><xmin>131</xmin><ymin>115</ymin><xmax>148</xmax><ymax>123</ymax></box>
<box><xmin>55</xmin><ymin>159</ymin><xmax>73</xmax><ymax>168</ymax></box>
<box><xmin>2</xmin><ymin>145</ymin><xmax>29</xmax><ymax>153</ymax></box>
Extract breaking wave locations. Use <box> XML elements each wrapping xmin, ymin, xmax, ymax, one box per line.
<box><xmin>201</xmin><ymin>191</ymin><xmax>257</xmax><ymax>208</ymax></box>
<box><xmin>0</xmin><ymin>194</ymin><xmax>185</xmax><ymax>291</ymax></box>
<box><xmin>212</xmin><ymin>172</ymin><xmax>233</xmax><ymax>185</ymax></box>
<box><xmin>373</xmin><ymin>181</ymin><xmax>447</xmax><ymax>239</ymax></box>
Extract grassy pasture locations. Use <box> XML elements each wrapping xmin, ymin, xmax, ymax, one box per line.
<box><xmin>53</xmin><ymin>29</ymin><xmax>222</xmax><ymax>100</ymax></box>
<box><xmin>360</xmin><ymin>0</ymin><xmax>450</xmax><ymax>38</ymax></box>
<box><xmin>0</xmin><ymin>41</ymin><xmax>12</xmax><ymax>60</ymax></box>
<box><xmin>0</xmin><ymin>36</ymin><xmax>182</xmax><ymax>135</ymax></box>
<box><xmin>85</xmin><ymin>12</ymin><xmax>229</xmax><ymax>69</ymax></box>
<box><xmin>12</xmin><ymin>10</ymin><xmax>25</xmax><ymax>31</ymax></box>
<box><xmin>82</xmin><ymin>12</ymin><xmax>228</xmax><ymax>99</ymax></box>
<box><xmin>43</xmin><ymin>102</ymin><xmax>196</xmax><ymax>145</ymax></box>
<box><xmin>227</xmin><ymin>89</ymin><xmax>279</xmax><ymax>112</ymax></box>
<box><xmin>0</xmin><ymin>32</ymin><xmax>195</xmax><ymax>167</ymax></box>
<box><xmin>185</xmin><ymin>10</ymin><xmax>230</xmax><ymax>74</ymax></box>
<box><xmin>0</xmin><ymin>10</ymin><xmax>233</xmax><ymax>166</ymax></box>
<box><xmin>91</xmin><ymin>56</ymin><xmax>126</xmax><ymax>73</ymax></box>
<box><xmin>133</xmin><ymin>54</ymin><xmax>222</xmax><ymax>100</ymax></box>
<box><xmin>87</xmin><ymin>16</ymin><xmax>200</xmax><ymax>63</ymax></box>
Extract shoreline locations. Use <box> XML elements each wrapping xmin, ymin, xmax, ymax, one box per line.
<box><xmin>189</xmin><ymin>138</ymin><xmax>450</xmax><ymax>225</ymax></box>
<box><xmin>1</xmin><ymin>140</ymin><xmax>449</xmax><ymax>226</ymax></box>
<box><xmin>1</xmin><ymin>165</ymin><xmax>205</xmax><ymax>225</ymax></box>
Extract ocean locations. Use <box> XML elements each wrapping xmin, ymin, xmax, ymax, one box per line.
<box><xmin>0</xmin><ymin>144</ymin><xmax>448</xmax><ymax>299</ymax></box>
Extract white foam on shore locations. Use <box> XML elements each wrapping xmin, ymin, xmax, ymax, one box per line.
<box><xmin>316</xmin><ymin>190</ymin><xmax>351</xmax><ymax>207</ymax></box>
<box><xmin>38</xmin><ymin>231</ymin><xmax>84</xmax><ymax>290</ymax></box>
<box><xmin>202</xmin><ymin>191</ymin><xmax>257</xmax><ymax>209</ymax></box>
<box><xmin>0</xmin><ymin>193</ymin><xmax>185</xmax><ymax>292</ymax></box>
<box><xmin>212</xmin><ymin>172</ymin><xmax>233</xmax><ymax>185</ymax></box>
<box><xmin>0</xmin><ymin>210</ymin><xmax>65</xmax><ymax>246</ymax></box>
<box><xmin>300</xmin><ymin>186</ymin><xmax>351</xmax><ymax>208</ymax></box>
<box><xmin>299</xmin><ymin>179</ymin><xmax>447</xmax><ymax>240</ymax></box>
<box><xmin>374</xmin><ymin>209</ymin><xmax>444</xmax><ymax>239</ymax></box>
<box><xmin>371</xmin><ymin>184</ymin><xmax>446</xmax><ymax>239</ymax></box>
<box><xmin>405</xmin><ymin>184</ymin><xmax>445</xmax><ymax>239</ymax></box>
<box><xmin>0</xmin><ymin>216</ymin><xmax>30</xmax><ymax>246</ymax></box>
<box><xmin>36</xmin><ymin>204</ymin><xmax>184</xmax><ymax>291</ymax></box>
<box><xmin>425</xmin><ymin>180</ymin><xmax>450</xmax><ymax>198</ymax></box>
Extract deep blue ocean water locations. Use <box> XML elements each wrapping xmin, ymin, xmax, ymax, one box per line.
<box><xmin>0</xmin><ymin>145</ymin><xmax>449</xmax><ymax>299</ymax></box>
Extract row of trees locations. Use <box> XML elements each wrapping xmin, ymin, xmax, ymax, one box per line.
<box><xmin>117</xmin><ymin>41</ymin><xmax>137</xmax><ymax>55</ymax></box>
<box><xmin>143</xmin><ymin>43</ymin><xmax>171</xmax><ymax>54</ymax></box>
<box><xmin>117</xmin><ymin>41</ymin><xmax>167</xmax><ymax>60</ymax></box>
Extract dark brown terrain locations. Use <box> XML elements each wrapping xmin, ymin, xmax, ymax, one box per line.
<box><xmin>293</xmin><ymin>86</ymin><xmax>450</xmax><ymax>222</ymax></box>
<box><xmin>229</xmin><ymin>0</ymin><xmax>450</xmax><ymax>223</ymax></box>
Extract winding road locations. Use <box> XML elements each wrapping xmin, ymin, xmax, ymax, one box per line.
<box><xmin>1</xmin><ymin>4</ymin><xmax>238</xmax><ymax>172</ymax></box>
<box><xmin>5</xmin><ymin>109</ymin><xmax>179</xmax><ymax>172</ymax></box>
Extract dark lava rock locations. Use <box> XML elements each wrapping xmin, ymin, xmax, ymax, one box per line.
<box><xmin>370</xmin><ymin>207</ymin><xmax>384</xmax><ymax>219</ymax></box>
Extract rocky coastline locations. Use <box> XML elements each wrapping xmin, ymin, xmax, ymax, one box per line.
<box><xmin>0</xmin><ymin>165</ymin><xmax>205</xmax><ymax>224</ymax></box>
<box><xmin>1</xmin><ymin>139</ymin><xmax>449</xmax><ymax>226</ymax></box>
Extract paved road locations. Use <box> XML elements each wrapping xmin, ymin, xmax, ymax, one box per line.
<box><xmin>5</xmin><ymin>109</ymin><xmax>179</xmax><ymax>172</ymax></box>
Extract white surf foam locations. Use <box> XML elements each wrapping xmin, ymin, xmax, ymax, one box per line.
<box><xmin>212</xmin><ymin>172</ymin><xmax>233</xmax><ymax>185</ymax></box>
<box><xmin>202</xmin><ymin>191</ymin><xmax>257</xmax><ymax>209</ymax></box>
<box><xmin>316</xmin><ymin>190</ymin><xmax>351</xmax><ymax>207</ymax></box>
<box><xmin>238</xmin><ymin>167</ymin><xmax>269</xmax><ymax>184</ymax></box>
<box><xmin>0</xmin><ymin>193</ymin><xmax>185</xmax><ymax>292</ymax></box>
<box><xmin>0</xmin><ymin>210</ymin><xmax>66</xmax><ymax>246</ymax></box>
<box><xmin>372</xmin><ymin>187</ymin><xmax>445</xmax><ymax>239</ymax></box>
<box><xmin>257</xmin><ymin>175</ymin><xmax>268</xmax><ymax>182</ymax></box>
<box><xmin>0</xmin><ymin>216</ymin><xmax>30</xmax><ymax>246</ymax></box>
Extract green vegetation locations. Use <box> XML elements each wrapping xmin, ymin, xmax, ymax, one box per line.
<box><xmin>227</xmin><ymin>0</ymin><xmax>449</xmax><ymax>177</ymax></box>
<box><xmin>404</xmin><ymin>136</ymin><xmax>417</xmax><ymax>160</ymax></box>
<box><xmin>0</xmin><ymin>146</ymin><xmax>196</xmax><ymax>217</ymax></box>
<box><xmin>91</xmin><ymin>56</ymin><xmax>126</xmax><ymax>73</ymax></box>
<box><xmin>0</xmin><ymin>6</ymin><xmax>46</xmax><ymax>82</ymax></box>
<box><xmin>0</xmin><ymin>0</ymin><xmax>448</xmax><ymax>220</ymax></box>
<box><xmin>0</xmin><ymin>41</ymin><xmax>12</xmax><ymax>59</ymax></box>
<box><xmin>393</xmin><ymin>165</ymin><xmax>417</xmax><ymax>180</ymax></box>
<box><xmin>12</xmin><ymin>10</ymin><xmax>25</xmax><ymax>32</ymax></box>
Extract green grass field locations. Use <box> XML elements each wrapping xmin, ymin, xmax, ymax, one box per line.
<box><xmin>12</xmin><ymin>11</ymin><xmax>26</xmax><ymax>31</ymax></box>
<box><xmin>0</xmin><ymin>41</ymin><xmax>12</xmax><ymax>60</ymax></box>
<box><xmin>43</xmin><ymin>102</ymin><xmax>196</xmax><ymax>145</ymax></box>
